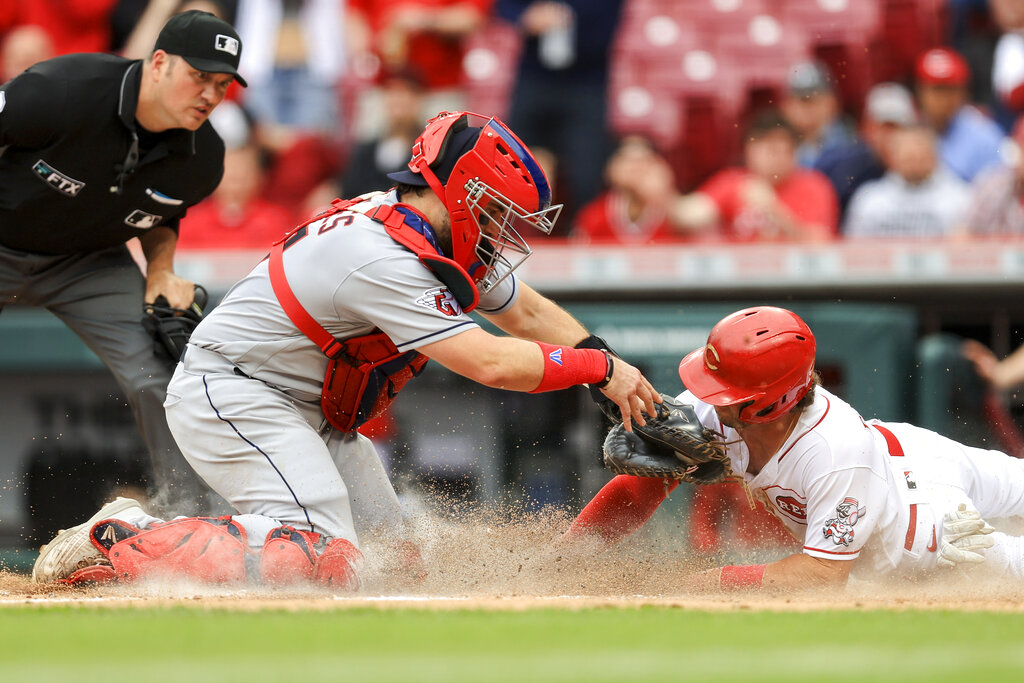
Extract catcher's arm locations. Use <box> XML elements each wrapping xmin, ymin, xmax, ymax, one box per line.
<box><xmin>478</xmin><ymin>291</ymin><xmax>660</xmax><ymax>428</ymax></box>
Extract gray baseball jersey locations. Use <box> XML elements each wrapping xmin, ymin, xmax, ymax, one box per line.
<box><xmin>166</xmin><ymin>190</ymin><xmax>520</xmax><ymax>550</ymax></box>
<box><xmin>190</xmin><ymin>190</ymin><xmax>519</xmax><ymax>399</ymax></box>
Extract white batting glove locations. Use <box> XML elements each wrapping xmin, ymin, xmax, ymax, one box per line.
<box><xmin>936</xmin><ymin>504</ymin><xmax>996</xmax><ymax>568</ymax></box>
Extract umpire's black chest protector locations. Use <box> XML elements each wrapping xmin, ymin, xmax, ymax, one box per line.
<box><xmin>0</xmin><ymin>53</ymin><xmax>224</xmax><ymax>254</ymax></box>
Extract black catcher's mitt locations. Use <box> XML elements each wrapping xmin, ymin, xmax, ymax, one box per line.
<box><xmin>142</xmin><ymin>284</ymin><xmax>208</xmax><ymax>362</ymax></box>
<box><xmin>602</xmin><ymin>394</ymin><xmax>734</xmax><ymax>484</ymax></box>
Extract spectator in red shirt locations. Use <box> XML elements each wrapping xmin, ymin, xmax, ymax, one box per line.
<box><xmin>347</xmin><ymin>0</ymin><xmax>492</xmax><ymax>138</ymax></box>
<box><xmin>0</xmin><ymin>24</ymin><xmax>53</xmax><ymax>82</ymax></box>
<box><xmin>572</xmin><ymin>135</ymin><xmax>696</xmax><ymax>244</ymax></box>
<box><xmin>177</xmin><ymin>103</ymin><xmax>296</xmax><ymax>250</ymax></box>
<box><xmin>672</xmin><ymin>110</ymin><xmax>839</xmax><ymax>241</ymax></box>
<box><xmin>0</xmin><ymin>0</ymin><xmax>118</xmax><ymax>56</ymax></box>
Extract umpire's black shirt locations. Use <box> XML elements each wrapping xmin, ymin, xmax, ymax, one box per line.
<box><xmin>0</xmin><ymin>53</ymin><xmax>224</xmax><ymax>254</ymax></box>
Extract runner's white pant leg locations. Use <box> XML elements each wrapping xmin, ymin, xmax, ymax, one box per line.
<box><xmin>164</xmin><ymin>361</ymin><xmax>359</xmax><ymax>550</ymax></box>
<box><xmin>954</xmin><ymin>445</ymin><xmax>1024</xmax><ymax>521</ymax></box>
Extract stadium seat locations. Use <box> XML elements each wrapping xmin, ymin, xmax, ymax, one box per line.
<box><xmin>614</xmin><ymin>8</ymin><xmax>702</xmax><ymax>62</ymax></box>
<box><xmin>714</xmin><ymin>14</ymin><xmax>812</xmax><ymax>91</ymax></box>
<box><xmin>779</xmin><ymin>0</ymin><xmax>881</xmax><ymax>44</ymax></box>
<box><xmin>608</xmin><ymin>53</ymin><xmax>687</xmax><ymax>148</ymax></box>
<box><xmin>874</xmin><ymin>0</ymin><xmax>949</xmax><ymax>83</ymax></box>
<box><xmin>460</xmin><ymin>21</ymin><xmax>522</xmax><ymax>119</ymax></box>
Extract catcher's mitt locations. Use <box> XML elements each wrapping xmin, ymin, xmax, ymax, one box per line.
<box><xmin>602</xmin><ymin>394</ymin><xmax>734</xmax><ymax>485</ymax></box>
<box><xmin>142</xmin><ymin>284</ymin><xmax>208</xmax><ymax>362</ymax></box>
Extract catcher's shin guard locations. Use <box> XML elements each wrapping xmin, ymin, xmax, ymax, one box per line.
<box><xmin>314</xmin><ymin>538</ymin><xmax>363</xmax><ymax>590</ymax></box>
<box><xmin>259</xmin><ymin>527</ymin><xmax>363</xmax><ymax>590</ymax></box>
<box><xmin>91</xmin><ymin>517</ymin><xmax>247</xmax><ymax>584</ymax></box>
<box><xmin>259</xmin><ymin>526</ymin><xmax>321</xmax><ymax>585</ymax></box>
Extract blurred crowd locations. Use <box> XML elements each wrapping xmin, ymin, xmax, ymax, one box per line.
<box><xmin>4</xmin><ymin>0</ymin><xmax>1024</xmax><ymax>247</ymax></box>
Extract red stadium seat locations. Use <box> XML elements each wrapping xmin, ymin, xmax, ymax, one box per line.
<box><xmin>676</xmin><ymin>0</ymin><xmax>776</xmax><ymax>33</ymax></box>
<box><xmin>608</xmin><ymin>53</ymin><xmax>687</xmax><ymax>148</ymax></box>
<box><xmin>714</xmin><ymin>14</ymin><xmax>812</xmax><ymax>91</ymax></box>
<box><xmin>780</xmin><ymin>0</ymin><xmax>881</xmax><ymax>44</ymax></box>
<box><xmin>874</xmin><ymin>0</ymin><xmax>949</xmax><ymax>83</ymax></box>
<box><xmin>614</xmin><ymin>9</ymin><xmax>702</xmax><ymax>61</ymax></box>
<box><xmin>460</xmin><ymin>21</ymin><xmax>522</xmax><ymax>120</ymax></box>
<box><xmin>774</xmin><ymin>0</ymin><xmax>883</xmax><ymax>115</ymax></box>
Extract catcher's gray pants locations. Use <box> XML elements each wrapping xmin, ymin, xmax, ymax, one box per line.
<box><xmin>0</xmin><ymin>242</ymin><xmax>209</xmax><ymax>513</ymax></box>
<box><xmin>165</xmin><ymin>345</ymin><xmax>404</xmax><ymax>549</ymax></box>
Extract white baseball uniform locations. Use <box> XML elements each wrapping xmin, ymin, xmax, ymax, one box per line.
<box><xmin>681</xmin><ymin>386</ymin><xmax>1024</xmax><ymax>580</ymax></box>
<box><xmin>163</xmin><ymin>190</ymin><xmax>521</xmax><ymax>549</ymax></box>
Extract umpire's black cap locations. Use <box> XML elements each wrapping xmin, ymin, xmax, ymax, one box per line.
<box><xmin>155</xmin><ymin>10</ymin><xmax>247</xmax><ymax>87</ymax></box>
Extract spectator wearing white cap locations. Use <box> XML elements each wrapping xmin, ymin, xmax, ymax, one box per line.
<box><xmin>844</xmin><ymin>125</ymin><xmax>971</xmax><ymax>238</ymax></box>
<box><xmin>781</xmin><ymin>60</ymin><xmax>855</xmax><ymax>169</ymax></box>
<box><xmin>815</xmin><ymin>82</ymin><xmax>918</xmax><ymax>222</ymax></box>
<box><xmin>916</xmin><ymin>46</ymin><xmax>1008</xmax><ymax>182</ymax></box>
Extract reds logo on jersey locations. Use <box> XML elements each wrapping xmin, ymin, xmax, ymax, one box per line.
<box><xmin>823</xmin><ymin>496</ymin><xmax>866</xmax><ymax>546</ymax></box>
<box><xmin>775</xmin><ymin>495</ymin><xmax>807</xmax><ymax>521</ymax></box>
<box><xmin>415</xmin><ymin>286</ymin><xmax>462</xmax><ymax>317</ymax></box>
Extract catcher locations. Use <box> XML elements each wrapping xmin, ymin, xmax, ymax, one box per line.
<box><xmin>566</xmin><ymin>306</ymin><xmax>1024</xmax><ymax>591</ymax></box>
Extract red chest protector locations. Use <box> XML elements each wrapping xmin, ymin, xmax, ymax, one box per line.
<box><xmin>268</xmin><ymin>197</ymin><xmax>478</xmax><ymax>432</ymax></box>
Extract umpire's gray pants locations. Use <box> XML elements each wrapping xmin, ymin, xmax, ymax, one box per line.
<box><xmin>0</xmin><ymin>242</ymin><xmax>209</xmax><ymax>514</ymax></box>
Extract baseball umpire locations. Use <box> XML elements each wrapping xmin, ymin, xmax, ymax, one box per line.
<box><xmin>0</xmin><ymin>10</ymin><xmax>246</xmax><ymax>511</ymax></box>
<box><xmin>565</xmin><ymin>306</ymin><xmax>1024</xmax><ymax>591</ymax></box>
<box><xmin>31</xmin><ymin>111</ymin><xmax>661</xmax><ymax>589</ymax></box>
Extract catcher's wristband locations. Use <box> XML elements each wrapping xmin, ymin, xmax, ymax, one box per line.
<box><xmin>595</xmin><ymin>351</ymin><xmax>613</xmax><ymax>388</ymax></box>
<box><xmin>719</xmin><ymin>564</ymin><xmax>766</xmax><ymax>590</ymax></box>
<box><xmin>530</xmin><ymin>342</ymin><xmax>608</xmax><ymax>393</ymax></box>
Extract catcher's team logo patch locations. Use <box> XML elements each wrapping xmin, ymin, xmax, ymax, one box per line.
<box><xmin>33</xmin><ymin>159</ymin><xmax>85</xmax><ymax>197</ymax></box>
<box><xmin>822</xmin><ymin>496</ymin><xmax>866</xmax><ymax>547</ymax></box>
<box><xmin>416</xmin><ymin>287</ymin><xmax>462</xmax><ymax>317</ymax></box>
<box><xmin>124</xmin><ymin>209</ymin><xmax>162</xmax><ymax>229</ymax></box>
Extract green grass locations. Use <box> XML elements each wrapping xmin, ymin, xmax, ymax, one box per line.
<box><xmin>1</xmin><ymin>606</ymin><xmax>1023</xmax><ymax>682</ymax></box>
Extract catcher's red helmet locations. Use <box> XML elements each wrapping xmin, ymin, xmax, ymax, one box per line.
<box><xmin>388</xmin><ymin>111</ymin><xmax>561</xmax><ymax>292</ymax></box>
<box><xmin>677</xmin><ymin>306</ymin><xmax>816</xmax><ymax>424</ymax></box>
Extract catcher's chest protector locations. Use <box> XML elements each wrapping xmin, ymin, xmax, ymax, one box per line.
<box><xmin>269</xmin><ymin>198</ymin><xmax>432</xmax><ymax>432</ymax></box>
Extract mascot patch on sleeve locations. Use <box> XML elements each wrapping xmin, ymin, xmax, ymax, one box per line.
<box><xmin>822</xmin><ymin>496</ymin><xmax>866</xmax><ymax>547</ymax></box>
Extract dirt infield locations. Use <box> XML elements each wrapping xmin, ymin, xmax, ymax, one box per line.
<box><xmin>3</xmin><ymin>506</ymin><xmax>1022</xmax><ymax>612</ymax></box>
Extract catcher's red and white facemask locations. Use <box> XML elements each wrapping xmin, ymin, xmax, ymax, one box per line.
<box><xmin>465</xmin><ymin>178</ymin><xmax>561</xmax><ymax>293</ymax></box>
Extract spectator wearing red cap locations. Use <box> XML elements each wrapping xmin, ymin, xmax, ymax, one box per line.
<box><xmin>915</xmin><ymin>47</ymin><xmax>1009</xmax><ymax>182</ymax></box>
<box><xmin>961</xmin><ymin>116</ymin><xmax>1024</xmax><ymax>237</ymax></box>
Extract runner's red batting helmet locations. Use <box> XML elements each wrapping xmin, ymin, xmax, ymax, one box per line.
<box><xmin>677</xmin><ymin>306</ymin><xmax>817</xmax><ymax>424</ymax></box>
<box><xmin>388</xmin><ymin>111</ymin><xmax>561</xmax><ymax>292</ymax></box>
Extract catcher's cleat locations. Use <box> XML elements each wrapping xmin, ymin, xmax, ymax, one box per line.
<box><xmin>31</xmin><ymin>497</ymin><xmax>143</xmax><ymax>584</ymax></box>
